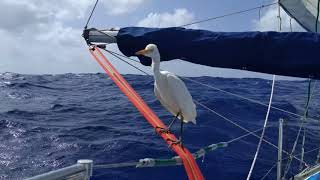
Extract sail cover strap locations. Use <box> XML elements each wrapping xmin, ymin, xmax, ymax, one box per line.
<box><xmin>89</xmin><ymin>46</ymin><xmax>204</xmax><ymax>180</ymax></box>
<box><xmin>116</xmin><ymin>27</ymin><xmax>320</xmax><ymax>79</ymax></box>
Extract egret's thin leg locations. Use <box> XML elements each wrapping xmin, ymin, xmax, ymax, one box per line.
<box><xmin>156</xmin><ymin>112</ymin><xmax>180</xmax><ymax>134</ymax></box>
<box><xmin>180</xmin><ymin>116</ymin><xmax>183</xmax><ymax>144</ymax></box>
<box><xmin>166</xmin><ymin>115</ymin><xmax>184</xmax><ymax>147</ymax></box>
<box><xmin>167</xmin><ymin>117</ymin><xmax>183</xmax><ymax>147</ymax></box>
<box><xmin>168</xmin><ymin>112</ymin><xmax>180</xmax><ymax>129</ymax></box>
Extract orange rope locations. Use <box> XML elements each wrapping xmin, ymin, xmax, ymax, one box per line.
<box><xmin>89</xmin><ymin>46</ymin><xmax>204</xmax><ymax>180</ymax></box>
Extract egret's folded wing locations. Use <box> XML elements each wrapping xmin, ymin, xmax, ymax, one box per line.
<box><xmin>166</xmin><ymin>74</ymin><xmax>195</xmax><ymax>114</ymax></box>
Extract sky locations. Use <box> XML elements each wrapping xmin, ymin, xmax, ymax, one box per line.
<box><xmin>0</xmin><ymin>0</ymin><xmax>305</xmax><ymax>79</ymax></box>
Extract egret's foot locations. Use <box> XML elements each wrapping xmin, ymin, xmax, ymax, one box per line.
<box><xmin>166</xmin><ymin>138</ymin><xmax>183</xmax><ymax>148</ymax></box>
<box><xmin>155</xmin><ymin>126</ymin><xmax>172</xmax><ymax>134</ymax></box>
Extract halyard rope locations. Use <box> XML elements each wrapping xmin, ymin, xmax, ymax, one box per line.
<box><xmin>246</xmin><ymin>75</ymin><xmax>276</xmax><ymax>180</ymax></box>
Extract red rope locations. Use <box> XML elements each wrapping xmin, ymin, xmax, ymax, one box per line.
<box><xmin>89</xmin><ymin>46</ymin><xmax>204</xmax><ymax>180</ymax></box>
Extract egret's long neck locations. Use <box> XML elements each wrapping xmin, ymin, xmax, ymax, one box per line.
<box><xmin>151</xmin><ymin>54</ymin><xmax>161</xmax><ymax>81</ymax></box>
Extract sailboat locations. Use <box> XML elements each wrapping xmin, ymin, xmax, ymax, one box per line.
<box><xmin>26</xmin><ymin>0</ymin><xmax>320</xmax><ymax>179</ymax></box>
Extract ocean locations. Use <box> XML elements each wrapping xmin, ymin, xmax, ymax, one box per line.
<box><xmin>0</xmin><ymin>72</ymin><xmax>319</xmax><ymax>180</ymax></box>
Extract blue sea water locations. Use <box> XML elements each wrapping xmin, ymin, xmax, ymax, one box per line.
<box><xmin>0</xmin><ymin>72</ymin><xmax>319</xmax><ymax>180</ymax></box>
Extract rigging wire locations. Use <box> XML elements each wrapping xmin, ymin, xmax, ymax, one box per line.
<box><xmin>278</xmin><ymin>0</ymin><xmax>282</xmax><ymax>31</ymax></box>
<box><xmin>300</xmin><ymin>80</ymin><xmax>314</xmax><ymax>170</ymax></box>
<box><xmin>84</xmin><ymin>0</ymin><xmax>99</xmax><ymax>29</ymax></box>
<box><xmin>316</xmin><ymin>0</ymin><xmax>320</xmax><ymax>33</ymax></box>
<box><xmin>182</xmin><ymin>77</ymin><xmax>318</xmax><ymax>122</ymax></box>
<box><xmin>258</xmin><ymin>0</ymin><xmax>265</xmax><ymax>21</ymax></box>
<box><xmin>193</xmin><ymin>100</ymin><xmax>305</xmax><ymax>164</ymax></box>
<box><xmin>261</xmin><ymin>163</ymin><xmax>277</xmax><ymax>180</ymax></box>
<box><xmin>226</xmin><ymin>125</ymin><xmax>272</xmax><ymax>144</ymax></box>
<box><xmin>317</xmin><ymin>140</ymin><xmax>320</xmax><ymax>164</ymax></box>
<box><xmin>261</xmin><ymin>146</ymin><xmax>320</xmax><ymax>180</ymax></box>
<box><xmin>93</xmin><ymin>126</ymin><xmax>272</xmax><ymax>170</ymax></box>
<box><xmin>103</xmin><ymin>49</ymin><xmax>150</xmax><ymax>75</ymax></box>
<box><xmin>92</xmin><ymin>144</ymin><xmax>320</xmax><ymax>177</ymax></box>
<box><xmin>246</xmin><ymin>75</ymin><xmax>276</xmax><ymax>180</ymax></box>
<box><xmin>83</xmin><ymin>1</ymin><xmax>278</xmax><ymax>32</ymax></box>
<box><xmin>180</xmin><ymin>2</ymin><xmax>277</xmax><ymax>27</ymax></box>
<box><xmin>283</xmin><ymin>79</ymin><xmax>317</xmax><ymax>178</ymax></box>
<box><xmin>317</xmin><ymin>109</ymin><xmax>320</xmax><ymax>164</ymax></box>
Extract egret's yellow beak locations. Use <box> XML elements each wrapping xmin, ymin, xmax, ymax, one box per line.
<box><xmin>135</xmin><ymin>49</ymin><xmax>151</xmax><ymax>56</ymax></box>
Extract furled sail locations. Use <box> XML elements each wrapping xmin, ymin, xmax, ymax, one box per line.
<box><xmin>117</xmin><ymin>27</ymin><xmax>320</xmax><ymax>79</ymax></box>
<box><xmin>279</xmin><ymin>0</ymin><xmax>320</xmax><ymax>32</ymax></box>
<box><xmin>83</xmin><ymin>27</ymin><xmax>320</xmax><ymax>79</ymax></box>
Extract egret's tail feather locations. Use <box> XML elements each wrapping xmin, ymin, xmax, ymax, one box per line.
<box><xmin>183</xmin><ymin>119</ymin><xmax>196</xmax><ymax>124</ymax></box>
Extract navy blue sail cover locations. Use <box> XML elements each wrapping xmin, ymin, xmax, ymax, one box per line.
<box><xmin>116</xmin><ymin>27</ymin><xmax>320</xmax><ymax>79</ymax></box>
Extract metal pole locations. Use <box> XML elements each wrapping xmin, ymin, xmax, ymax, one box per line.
<box><xmin>26</xmin><ymin>164</ymin><xmax>86</xmax><ymax>180</ymax></box>
<box><xmin>277</xmin><ymin>119</ymin><xmax>284</xmax><ymax>180</ymax></box>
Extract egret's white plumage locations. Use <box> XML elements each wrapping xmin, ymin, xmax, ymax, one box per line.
<box><xmin>135</xmin><ymin>44</ymin><xmax>197</xmax><ymax>125</ymax></box>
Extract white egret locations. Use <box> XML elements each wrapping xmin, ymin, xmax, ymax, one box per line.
<box><xmin>135</xmin><ymin>44</ymin><xmax>197</xmax><ymax>144</ymax></box>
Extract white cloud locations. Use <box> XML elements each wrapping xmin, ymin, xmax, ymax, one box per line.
<box><xmin>101</xmin><ymin>0</ymin><xmax>146</xmax><ymax>15</ymax></box>
<box><xmin>253</xmin><ymin>6</ymin><xmax>305</xmax><ymax>32</ymax></box>
<box><xmin>4</xmin><ymin>0</ymin><xmax>92</xmax><ymax>20</ymax></box>
<box><xmin>137</xmin><ymin>8</ymin><xmax>198</xmax><ymax>28</ymax></box>
<box><xmin>0</xmin><ymin>0</ymin><xmax>101</xmax><ymax>74</ymax></box>
<box><xmin>0</xmin><ymin>0</ymin><xmax>149</xmax><ymax>74</ymax></box>
<box><xmin>0</xmin><ymin>0</ymin><xmax>150</xmax><ymax>74</ymax></box>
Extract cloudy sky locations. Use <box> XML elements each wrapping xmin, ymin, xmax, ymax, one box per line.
<box><xmin>0</xmin><ymin>0</ymin><xmax>304</xmax><ymax>78</ymax></box>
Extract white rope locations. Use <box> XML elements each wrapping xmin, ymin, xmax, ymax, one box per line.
<box><xmin>246</xmin><ymin>75</ymin><xmax>276</xmax><ymax>180</ymax></box>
